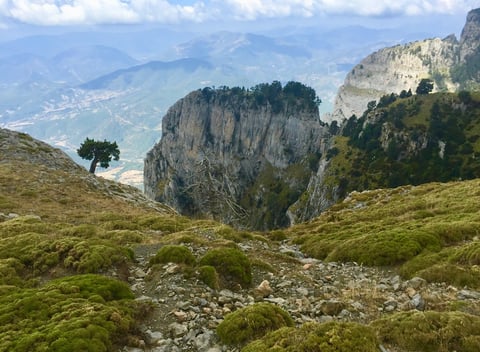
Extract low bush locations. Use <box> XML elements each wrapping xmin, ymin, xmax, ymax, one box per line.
<box><xmin>217</xmin><ymin>303</ymin><xmax>294</xmax><ymax>346</ymax></box>
<box><xmin>242</xmin><ymin>321</ymin><xmax>379</xmax><ymax>352</ymax></box>
<box><xmin>326</xmin><ymin>229</ymin><xmax>441</xmax><ymax>266</ymax></box>
<box><xmin>372</xmin><ymin>310</ymin><xmax>480</xmax><ymax>352</ymax></box>
<box><xmin>197</xmin><ymin>265</ymin><xmax>219</xmax><ymax>289</ymax></box>
<box><xmin>149</xmin><ymin>245</ymin><xmax>196</xmax><ymax>266</ymax></box>
<box><xmin>199</xmin><ymin>247</ymin><xmax>252</xmax><ymax>288</ymax></box>
<box><xmin>0</xmin><ymin>274</ymin><xmax>135</xmax><ymax>351</ymax></box>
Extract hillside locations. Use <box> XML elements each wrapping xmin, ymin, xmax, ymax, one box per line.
<box><xmin>290</xmin><ymin>90</ymin><xmax>480</xmax><ymax>224</ymax></box>
<box><xmin>330</xmin><ymin>8</ymin><xmax>480</xmax><ymax>122</ymax></box>
<box><xmin>1</xmin><ymin>128</ymin><xmax>480</xmax><ymax>351</ymax></box>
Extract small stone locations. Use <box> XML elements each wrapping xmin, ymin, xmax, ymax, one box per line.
<box><xmin>296</xmin><ymin>287</ymin><xmax>309</xmax><ymax>296</ymax></box>
<box><xmin>169</xmin><ymin>323</ymin><xmax>188</xmax><ymax>338</ymax></box>
<box><xmin>411</xmin><ymin>293</ymin><xmax>425</xmax><ymax>311</ymax></box>
<box><xmin>383</xmin><ymin>299</ymin><xmax>398</xmax><ymax>312</ymax></box>
<box><xmin>458</xmin><ymin>289</ymin><xmax>480</xmax><ymax>300</ymax></box>
<box><xmin>173</xmin><ymin>310</ymin><xmax>188</xmax><ymax>322</ymax></box>
<box><xmin>277</xmin><ymin>280</ymin><xmax>292</xmax><ymax>288</ymax></box>
<box><xmin>134</xmin><ymin>268</ymin><xmax>147</xmax><ymax>278</ymax></box>
<box><xmin>145</xmin><ymin>330</ymin><xmax>164</xmax><ymax>345</ymax></box>
<box><xmin>254</xmin><ymin>280</ymin><xmax>273</xmax><ymax>298</ymax></box>
<box><xmin>303</xmin><ymin>263</ymin><xmax>313</xmax><ymax>270</ymax></box>
<box><xmin>405</xmin><ymin>287</ymin><xmax>417</xmax><ymax>298</ymax></box>
<box><xmin>264</xmin><ymin>297</ymin><xmax>287</xmax><ymax>305</ymax></box>
<box><xmin>406</xmin><ymin>277</ymin><xmax>427</xmax><ymax>290</ymax></box>
<box><xmin>351</xmin><ymin>301</ymin><xmax>364</xmax><ymax>311</ymax></box>
<box><xmin>319</xmin><ymin>300</ymin><xmax>345</xmax><ymax>316</ymax></box>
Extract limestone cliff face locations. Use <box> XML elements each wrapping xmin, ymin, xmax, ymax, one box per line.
<box><xmin>332</xmin><ymin>37</ymin><xmax>459</xmax><ymax>121</ymax></box>
<box><xmin>331</xmin><ymin>8</ymin><xmax>480</xmax><ymax>121</ymax></box>
<box><xmin>144</xmin><ymin>85</ymin><xmax>330</xmax><ymax>229</ymax></box>
<box><xmin>459</xmin><ymin>8</ymin><xmax>480</xmax><ymax>62</ymax></box>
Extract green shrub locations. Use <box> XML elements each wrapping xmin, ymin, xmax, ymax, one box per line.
<box><xmin>217</xmin><ymin>303</ymin><xmax>294</xmax><ymax>346</ymax></box>
<box><xmin>372</xmin><ymin>311</ymin><xmax>480</xmax><ymax>352</ymax></box>
<box><xmin>63</xmin><ymin>240</ymin><xmax>129</xmax><ymax>274</ymax></box>
<box><xmin>46</xmin><ymin>274</ymin><xmax>134</xmax><ymax>301</ymax></box>
<box><xmin>450</xmin><ymin>241</ymin><xmax>480</xmax><ymax>265</ymax></box>
<box><xmin>326</xmin><ymin>229</ymin><xmax>441</xmax><ymax>266</ymax></box>
<box><xmin>197</xmin><ymin>265</ymin><xmax>219</xmax><ymax>289</ymax></box>
<box><xmin>416</xmin><ymin>263</ymin><xmax>480</xmax><ymax>288</ymax></box>
<box><xmin>149</xmin><ymin>245</ymin><xmax>195</xmax><ymax>266</ymax></box>
<box><xmin>138</xmin><ymin>215</ymin><xmax>191</xmax><ymax>233</ymax></box>
<box><xmin>0</xmin><ymin>275</ymin><xmax>135</xmax><ymax>351</ymax></box>
<box><xmin>199</xmin><ymin>247</ymin><xmax>252</xmax><ymax>288</ymax></box>
<box><xmin>425</xmin><ymin>222</ymin><xmax>480</xmax><ymax>244</ymax></box>
<box><xmin>242</xmin><ymin>321</ymin><xmax>379</xmax><ymax>352</ymax></box>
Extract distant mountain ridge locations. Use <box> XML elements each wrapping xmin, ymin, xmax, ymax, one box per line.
<box><xmin>80</xmin><ymin>58</ymin><xmax>213</xmax><ymax>90</ymax></box>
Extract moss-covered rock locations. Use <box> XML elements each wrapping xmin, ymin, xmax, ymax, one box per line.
<box><xmin>372</xmin><ymin>310</ymin><xmax>480</xmax><ymax>352</ymax></box>
<box><xmin>217</xmin><ymin>303</ymin><xmax>294</xmax><ymax>346</ymax></box>
<box><xmin>149</xmin><ymin>245</ymin><xmax>196</xmax><ymax>266</ymax></box>
<box><xmin>242</xmin><ymin>321</ymin><xmax>379</xmax><ymax>352</ymax></box>
<box><xmin>198</xmin><ymin>247</ymin><xmax>252</xmax><ymax>288</ymax></box>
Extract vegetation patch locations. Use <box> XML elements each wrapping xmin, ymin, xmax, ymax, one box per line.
<box><xmin>0</xmin><ymin>275</ymin><xmax>135</xmax><ymax>351</ymax></box>
<box><xmin>217</xmin><ymin>303</ymin><xmax>294</xmax><ymax>346</ymax></box>
<box><xmin>326</xmin><ymin>229</ymin><xmax>441</xmax><ymax>266</ymax></box>
<box><xmin>242</xmin><ymin>321</ymin><xmax>379</xmax><ymax>352</ymax></box>
<box><xmin>197</xmin><ymin>265</ymin><xmax>219</xmax><ymax>289</ymax></box>
<box><xmin>199</xmin><ymin>247</ymin><xmax>252</xmax><ymax>289</ymax></box>
<box><xmin>149</xmin><ymin>245</ymin><xmax>196</xmax><ymax>266</ymax></box>
<box><xmin>372</xmin><ymin>310</ymin><xmax>480</xmax><ymax>352</ymax></box>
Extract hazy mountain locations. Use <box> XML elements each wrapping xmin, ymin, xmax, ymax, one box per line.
<box><xmin>51</xmin><ymin>45</ymin><xmax>138</xmax><ymax>83</ymax></box>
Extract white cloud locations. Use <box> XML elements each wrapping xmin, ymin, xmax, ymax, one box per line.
<box><xmin>0</xmin><ymin>0</ymin><xmax>476</xmax><ymax>26</ymax></box>
<box><xmin>223</xmin><ymin>0</ymin><xmax>477</xmax><ymax>19</ymax></box>
<box><xmin>0</xmin><ymin>0</ymin><xmax>208</xmax><ymax>25</ymax></box>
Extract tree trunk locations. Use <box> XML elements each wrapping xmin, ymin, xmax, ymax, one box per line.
<box><xmin>89</xmin><ymin>158</ymin><xmax>99</xmax><ymax>173</ymax></box>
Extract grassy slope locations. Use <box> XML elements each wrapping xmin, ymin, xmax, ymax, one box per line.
<box><xmin>1</xmin><ymin>128</ymin><xmax>480</xmax><ymax>351</ymax></box>
<box><xmin>288</xmin><ymin>179</ymin><xmax>480</xmax><ymax>288</ymax></box>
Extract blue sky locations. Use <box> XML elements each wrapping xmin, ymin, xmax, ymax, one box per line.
<box><xmin>0</xmin><ymin>0</ymin><xmax>478</xmax><ymax>28</ymax></box>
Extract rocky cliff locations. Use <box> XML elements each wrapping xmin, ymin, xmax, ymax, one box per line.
<box><xmin>144</xmin><ymin>83</ymin><xmax>330</xmax><ymax>229</ymax></box>
<box><xmin>330</xmin><ymin>8</ymin><xmax>480</xmax><ymax>122</ymax></box>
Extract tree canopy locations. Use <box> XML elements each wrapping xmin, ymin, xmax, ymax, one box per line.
<box><xmin>416</xmin><ymin>79</ymin><xmax>434</xmax><ymax>95</ymax></box>
<box><xmin>77</xmin><ymin>138</ymin><xmax>120</xmax><ymax>174</ymax></box>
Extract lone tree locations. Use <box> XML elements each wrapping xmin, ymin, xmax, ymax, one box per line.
<box><xmin>77</xmin><ymin>138</ymin><xmax>120</xmax><ymax>174</ymax></box>
<box><xmin>416</xmin><ymin>78</ymin><xmax>434</xmax><ymax>95</ymax></box>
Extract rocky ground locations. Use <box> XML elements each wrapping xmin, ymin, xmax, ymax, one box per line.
<box><xmin>122</xmin><ymin>238</ymin><xmax>480</xmax><ymax>352</ymax></box>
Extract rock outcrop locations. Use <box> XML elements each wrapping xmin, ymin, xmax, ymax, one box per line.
<box><xmin>330</xmin><ymin>8</ymin><xmax>480</xmax><ymax>122</ymax></box>
<box><xmin>144</xmin><ymin>83</ymin><xmax>330</xmax><ymax>230</ymax></box>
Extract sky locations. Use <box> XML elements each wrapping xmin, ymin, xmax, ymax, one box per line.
<box><xmin>0</xmin><ymin>0</ymin><xmax>478</xmax><ymax>28</ymax></box>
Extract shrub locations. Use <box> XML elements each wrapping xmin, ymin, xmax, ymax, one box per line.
<box><xmin>149</xmin><ymin>245</ymin><xmax>196</xmax><ymax>266</ymax></box>
<box><xmin>450</xmin><ymin>241</ymin><xmax>480</xmax><ymax>265</ymax></box>
<box><xmin>217</xmin><ymin>303</ymin><xmax>294</xmax><ymax>346</ymax></box>
<box><xmin>416</xmin><ymin>263</ymin><xmax>480</xmax><ymax>288</ymax></box>
<box><xmin>326</xmin><ymin>229</ymin><xmax>441</xmax><ymax>266</ymax></box>
<box><xmin>242</xmin><ymin>321</ymin><xmax>379</xmax><ymax>352</ymax></box>
<box><xmin>0</xmin><ymin>275</ymin><xmax>135</xmax><ymax>351</ymax></box>
<box><xmin>63</xmin><ymin>240</ymin><xmax>129</xmax><ymax>274</ymax></box>
<box><xmin>198</xmin><ymin>247</ymin><xmax>252</xmax><ymax>288</ymax></box>
<box><xmin>372</xmin><ymin>311</ymin><xmax>480</xmax><ymax>352</ymax></box>
<box><xmin>46</xmin><ymin>274</ymin><xmax>134</xmax><ymax>301</ymax></box>
<box><xmin>197</xmin><ymin>265</ymin><xmax>219</xmax><ymax>289</ymax></box>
